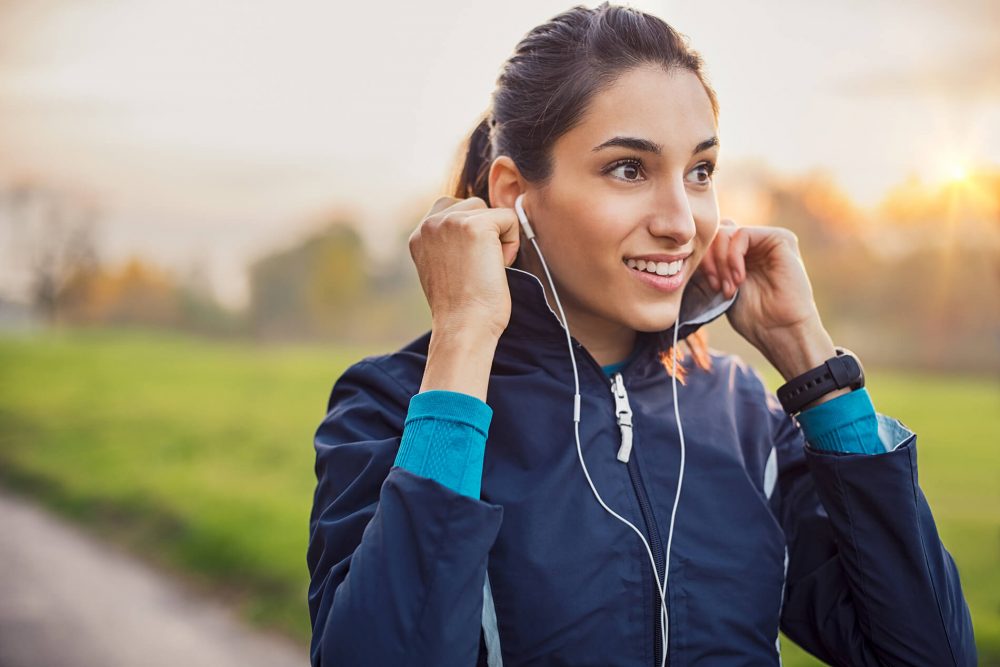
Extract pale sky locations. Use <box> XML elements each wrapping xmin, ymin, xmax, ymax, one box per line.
<box><xmin>1</xmin><ymin>0</ymin><xmax>997</xmax><ymax>306</ymax></box>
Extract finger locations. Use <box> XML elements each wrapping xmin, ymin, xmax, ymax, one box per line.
<box><xmin>711</xmin><ymin>228</ymin><xmax>734</xmax><ymax>295</ymax></box>
<box><xmin>698</xmin><ymin>238</ymin><xmax>721</xmax><ymax>291</ymax></box>
<box><xmin>426</xmin><ymin>194</ymin><xmax>487</xmax><ymax>219</ymax></box>
<box><xmin>701</xmin><ymin>222</ymin><xmax>736</xmax><ymax>291</ymax></box>
<box><xmin>493</xmin><ymin>209</ymin><xmax>521</xmax><ymax>266</ymax></box>
<box><xmin>465</xmin><ymin>207</ymin><xmax>521</xmax><ymax>266</ymax></box>
<box><xmin>728</xmin><ymin>227</ymin><xmax>750</xmax><ymax>284</ymax></box>
<box><xmin>719</xmin><ymin>218</ymin><xmax>746</xmax><ymax>287</ymax></box>
<box><xmin>447</xmin><ymin>195</ymin><xmax>489</xmax><ymax>214</ymax></box>
<box><xmin>426</xmin><ymin>195</ymin><xmax>460</xmax><ymax>218</ymax></box>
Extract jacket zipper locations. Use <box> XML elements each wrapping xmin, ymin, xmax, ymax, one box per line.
<box><xmin>610</xmin><ymin>372</ymin><xmax>667</xmax><ymax>667</ymax></box>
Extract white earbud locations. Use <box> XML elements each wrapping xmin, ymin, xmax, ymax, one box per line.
<box><xmin>514</xmin><ymin>193</ymin><xmax>536</xmax><ymax>240</ymax></box>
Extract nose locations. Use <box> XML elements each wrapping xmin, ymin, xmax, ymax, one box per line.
<box><xmin>646</xmin><ymin>178</ymin><xmax>696</xmax><ymax>246</ymax></box>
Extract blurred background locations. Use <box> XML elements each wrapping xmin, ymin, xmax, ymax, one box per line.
<box><xmin>0</xmin><ymin>0</ymin><xmax>997</xmax><ymax>665</ymax></box>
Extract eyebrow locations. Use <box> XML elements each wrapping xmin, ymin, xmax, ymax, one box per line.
<box><xmin>591</xmin><ymin>135</ymin><xmax>719</xmax><ymax>156</ymax></box>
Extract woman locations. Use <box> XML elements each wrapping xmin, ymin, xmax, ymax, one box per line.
<box><xmin>307</xmin><ymin>4</ymin><xmax>976</xmax><ymax>666</ymax></box>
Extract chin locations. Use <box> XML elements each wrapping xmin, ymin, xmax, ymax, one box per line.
<box><xmin>626</xmin><ymin>302</ymin><xmax>681</xmax><ymax>333</ymax></box>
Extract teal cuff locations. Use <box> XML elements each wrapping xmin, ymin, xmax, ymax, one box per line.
<box><xmin>796</xmin><ymin>386</ymin><xmax>884</xmax><ymax>455</ymax></box>
<box><xmin>394</xmin><ymin>390</ymin><xmax>493</xmax><ymax>498</ymax></box>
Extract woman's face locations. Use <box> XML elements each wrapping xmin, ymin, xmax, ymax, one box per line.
<box><xmin>512</xmin><ymin>64</ymin><xmax>721</xmax><ymax>358</ymax></box>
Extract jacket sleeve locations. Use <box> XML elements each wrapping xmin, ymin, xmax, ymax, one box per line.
<box><xmin>795</xmin><ymin>387</ymin><xmax>886</xmax><ymax>455</ymax></box>
<box><xmin>393</xmin><ymin>389</ymin><xmax>493</xmax><ymax>499</ymax></box>
<box><xmin>764</xmin><ymin>386</ymin><xmax>977</xmax><ymax>666</ymax></box>
<box><xmin>307</xmin><ymin>359</ymin><xmax>504</xmax><ymax>667</ymax></box>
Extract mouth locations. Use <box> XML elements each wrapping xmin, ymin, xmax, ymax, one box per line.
<box><xmin>623</xmin><ymin>255</ymin><xmax>688</xmax><ymax>277</ymax></box>
<box><xmin>622</xmin><ymin>255</ymin><xmax>689</xmax><ymax>293</ymax></box>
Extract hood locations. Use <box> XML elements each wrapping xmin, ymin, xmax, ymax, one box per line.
<box><xmin>500</xmin><ymin>265</ymin><xmax>739</xmax><ymax>375</ymax></box>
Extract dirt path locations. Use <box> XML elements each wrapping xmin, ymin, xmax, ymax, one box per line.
<box><xmin>0</xmin><ymin>487</ymin><xmax>308</xmax><ymax>667</ymax></box>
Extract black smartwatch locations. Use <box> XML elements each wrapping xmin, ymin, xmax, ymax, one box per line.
<box><xmin>776</xmin><ymin>347</ymin><xmax>865</xmax><ymax>416</ymax></box>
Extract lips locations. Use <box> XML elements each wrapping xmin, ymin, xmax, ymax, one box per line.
<box><xmin>624</xmin><ymin>256</ymin><xmax>685</xmax><ymax>277</ymax></box>
<box><xmin>624</xmin><ymin>257</ymin><xmax>686</xmax><ymax>293</ymax></box>
<box><xmin>625</xmin><ymin>252</ymin><xmax>693</xmax><ymax>263</ymax></box>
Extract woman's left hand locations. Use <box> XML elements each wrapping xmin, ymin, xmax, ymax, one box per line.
<box><xmin>697</xmin><ymin>220</ymin><xmax>829</xmax><ymax>368</ymax></box>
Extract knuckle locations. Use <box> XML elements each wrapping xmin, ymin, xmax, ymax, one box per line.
<box><xmin>407</xmin><ymin>235</ymin><xmax>422</xmax><ymax>261</ymax></box>
<box><xmin>426</xmin><ymin>195</ymin><xmax>458</xmax><ymax>217</ymax></box>
<box><xmin>439</xmin><ymin>212</ymin><xmax>464</xmax><ymax>228</ymax></box>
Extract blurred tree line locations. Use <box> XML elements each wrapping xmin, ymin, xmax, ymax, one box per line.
<box><xmin>0</xmin><ymin>181</ymin><xmax>246</xmax><ymax>337</ymax></box>
<box><xmin>1</xmin><ymin>168</ymin><xmax>996</xmax><ymax>371</ymax></box>
<box><xmin>713</xmin><ymin>166</ymin><xmax>999</xmax><ymax>372</ymax></box>
<box><xmin>0</xmin><ymin>181</ymin><xmax>429</xmax><ymax>343</ymax></box>
<box><xmin>245</xmin><ymin>216</ymin><xmax>428</xmax><ymax>342</ymax></box>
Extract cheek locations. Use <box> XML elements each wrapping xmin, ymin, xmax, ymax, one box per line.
<box><xmin>553</xmin><ymin>201</ymin><xmax>623</xmax><ymax>260</ymax></box>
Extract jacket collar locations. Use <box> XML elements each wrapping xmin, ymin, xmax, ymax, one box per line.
<box><xmin>499</xmin><ymin>265</ymin><xmax>738</xmax><ymax>376</ymax></box>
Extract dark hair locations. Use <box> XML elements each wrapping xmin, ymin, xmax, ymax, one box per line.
<box><xmin>449</xmin><ymin>2</ymin><xmax>718</xmax><ymax>381</ymax></box>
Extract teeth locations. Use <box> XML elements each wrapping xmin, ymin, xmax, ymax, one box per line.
<box><xmin>625</xmin><ymin>257</ymin><xmax>684</xmax><ymax>276</ymax></box>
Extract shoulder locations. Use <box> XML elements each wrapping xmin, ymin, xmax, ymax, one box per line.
<box><xmin>327</xmin><ymin>330</ymin><xmax>431</xmax><ymax>410</ymax></box>
<box><xmin>701</xmin><ymin>346</ymin><xmax>788</xmax><ymax>427</ymax></box>
<box><xmin>701</xmin><ymin>348</ymin><xmax>804</xmax><ymax>464</ymax></box>
<box><xmin>703</xmin><ymin>346</ymin><xmax>776</xmax><ymax>403</ymax></box>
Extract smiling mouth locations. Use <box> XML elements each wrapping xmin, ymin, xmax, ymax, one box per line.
<box><xmin>623</xmin><ymin>256</ymin><xmax>686</xmax><ymax>277</ymax></box>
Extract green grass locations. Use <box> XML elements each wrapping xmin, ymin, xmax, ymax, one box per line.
<box><xmin>0</xmin><ymin>328</ymin><xmax>381</xmax><ymax>639</ymax></box>
<box><xmin>0</xmin><ymin>328</ymin><xmax>997</xmax><ymax>665</ymax></box>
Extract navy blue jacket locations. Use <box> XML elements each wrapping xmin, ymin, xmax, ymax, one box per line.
<box><xmin>308</xmin><ymin>266</ymin><xmax>976</xmax><ymax>666</ymax></box>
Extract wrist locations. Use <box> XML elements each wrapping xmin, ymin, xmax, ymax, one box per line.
<box><xmin>758</xmin><ymin>315</ymin><xmax>837</xmax><ymax>382</ymax></box>
<box><xmin>420</xmin><ymin>325</ymin><xmax>500</xmax><ymax>401</ymax></box>
<box><xmin>768</xmin><ymin>320</ymin><xmax>865</xmax><ymax>414</ymax></box>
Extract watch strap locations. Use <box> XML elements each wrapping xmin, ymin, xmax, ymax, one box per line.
<box><xmin>776</xmin><ymin>347</ymin><xmax>865</xmax><ymax>416</ymax></box>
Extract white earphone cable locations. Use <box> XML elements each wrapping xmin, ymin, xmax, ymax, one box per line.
<box><xmin>515</xmin><ymin>194</ymin><xmax>685</xmax><ymax>667</ymax></box>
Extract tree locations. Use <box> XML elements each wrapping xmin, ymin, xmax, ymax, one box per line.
<box><xmin>247</xmin><ymin>221</ymin><xmax>367</xmax><ymax>339</ymax></box>
<box><xmin>3</xmin><ymin>181</ymin><xmax>101</xmax><ymax>323</ymax></box>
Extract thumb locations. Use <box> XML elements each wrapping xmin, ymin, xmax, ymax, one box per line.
<box><xmin>498</xmin><ymin>209</ymin><xmax>521</xmax><ymax>267</ymax></box>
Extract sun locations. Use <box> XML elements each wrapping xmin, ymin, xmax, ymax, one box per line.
<box><xmin>947</xmin><ymin>163</ymin><xmax>969</xmax><ymax>184</ymax></box>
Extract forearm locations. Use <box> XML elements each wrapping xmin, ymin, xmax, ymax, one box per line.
<box><xmin>400</xmin><ymin>324</ymin><xmax>499</xmax><ymax>498</ymax></box>
<box><xmin>315</xmin><ymin>468</ymin><xmax>503</xmax><ymax>666</ymax></box>
<box><xmin>756</xmin><ymin>314</ymin><xmax>850</xmax><ymax>410</ymax></box>
<box><xmin>802</xmin><ymin>441</ymin><xmax>977</xmax><ymax>665</ymax></box>
<box><xmin>420</xmin><ymin>322</ymin><xmax>500</xmax><ymax>401</ymax></box>
<box><xmin>309</xmin><ymin>360</ymin><xmax>504</xmax><ymax>667</ymax></box>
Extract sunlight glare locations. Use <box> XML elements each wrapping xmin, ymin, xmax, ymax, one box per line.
<box><xmin>948</xmin><ymin>163</ymin><xmax>969</xmax><ymax>183</ymax></box>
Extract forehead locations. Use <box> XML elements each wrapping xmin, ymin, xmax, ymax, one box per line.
<box><xmin>557</xmin><ymin>64</ymin><xmax>717</xmax><ymax>157</ymax></box>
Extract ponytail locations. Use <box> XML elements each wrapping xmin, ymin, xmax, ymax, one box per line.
<box><xmin>450</xmin><ymin>113</ymin><xmax>494</xmax><ymax>202</ymax></box>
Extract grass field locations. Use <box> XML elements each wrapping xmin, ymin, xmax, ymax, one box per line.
<box><xmin>0</xmin><ymin>328</ymin><xmax>997</xmax><ymax>665</ymax></box>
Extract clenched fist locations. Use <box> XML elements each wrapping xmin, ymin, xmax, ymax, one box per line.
<box><xmin>408</xmin><ymin>195</ymin><xmax>522</xmax><ymax>340</ymax></box>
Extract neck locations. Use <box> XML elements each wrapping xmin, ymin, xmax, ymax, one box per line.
<box><xmin>515</xmin><ymin>258</ymin><xmax>637</xmax><ymax>367</ymax></box>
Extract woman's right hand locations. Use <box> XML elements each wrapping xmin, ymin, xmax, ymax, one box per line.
<box><xmin>408</xmin><ymin>195</ymin><xmax>522</xmax><ymax>341</ymax></box>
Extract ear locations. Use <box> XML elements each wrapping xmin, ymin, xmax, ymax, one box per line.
<box><xmin>488</xmin><ymin>155</ymin><xmax>526</xmax><ymax>210</ymax></box>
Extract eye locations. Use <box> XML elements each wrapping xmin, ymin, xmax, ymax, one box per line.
<box><xmin>685</xmin><ymin>161</ymin><xmax>717</xmax><ymax>187</ymax></box>
<box><xmin>604</xmin><ymin>158</ymin><xmax>645</xmax><ymax>183</ymax></box>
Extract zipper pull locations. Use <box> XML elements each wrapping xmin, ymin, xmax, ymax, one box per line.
<box><xmin>610</xmin><ymin>372</ymin><xmax>634</xmax><ymax>463</ymax></box>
